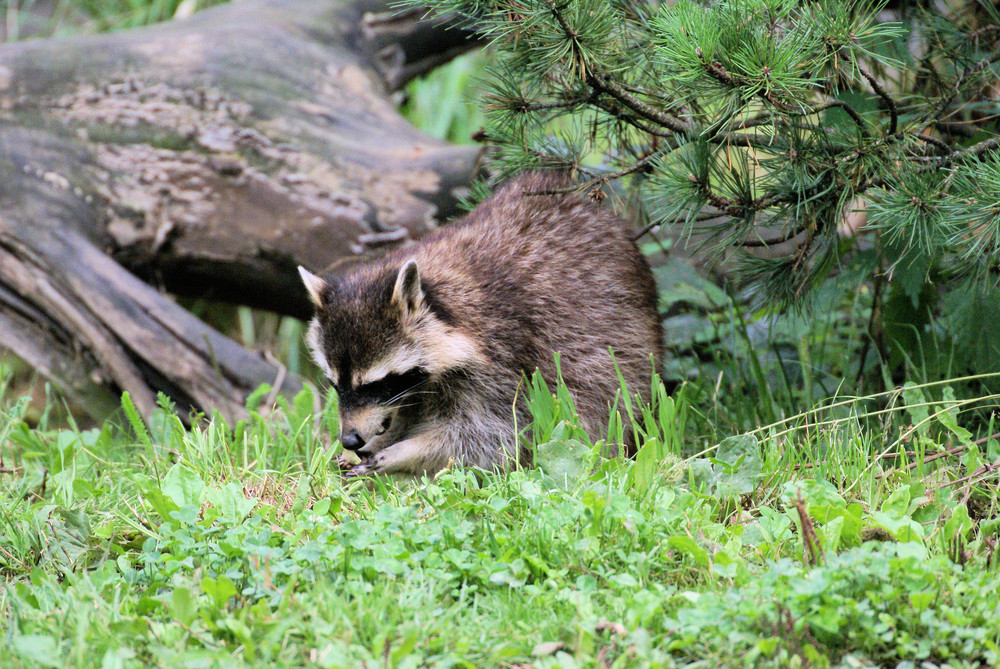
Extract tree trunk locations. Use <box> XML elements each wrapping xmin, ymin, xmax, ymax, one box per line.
<box><xmin>0</xmin><ymin>0</ymin><xmax>482</xmax><ymax>422</ymax></box>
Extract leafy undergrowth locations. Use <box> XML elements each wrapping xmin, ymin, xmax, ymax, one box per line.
<box><xmin>1</xmin><ymin>379</ymin><xmax>999</xmax><ymax>668</ymax></box>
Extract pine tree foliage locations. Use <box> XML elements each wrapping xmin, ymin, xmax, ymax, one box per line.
<box><xmin>413</xmin><ymin>0</ymin><xmax>1000</xmax><ymax>322</ymax></box>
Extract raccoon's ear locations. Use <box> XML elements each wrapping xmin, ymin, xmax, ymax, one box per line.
<box><xmin>392</xmin><ymin>259</ymin><xmax>424</xmax><ymax>314</ymax></box>
<box><xmin>298</xmin><ymin>266</ymin><xmax>330</xmax><ymax>308</ymax></box>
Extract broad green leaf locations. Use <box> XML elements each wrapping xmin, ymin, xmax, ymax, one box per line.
<box><xmin>880</xmin><ymin>485</ymin><xmax>912</xmax><ymax>518</ymax></box>
<box><xmin>160</xmin><ymin>464</ymin><xmax>204</xmax><ymax>508</ymax></box>
<box><xmin>712</xmin><ymin>434</ymin><xmax>762</xmax><ymax>497</ymax></box>
<box><xmin>56</xmin><ymin>506</ymin><xmax>91</xmax><ymax>539</ymax></box>
<box><xmin>535</xmin><ymin>434</ymin><xmax>590</xmax><ymax>486</ymax></box>
<box><xmin>870</xmin><ymin>511</ymin><xmax>924</xmax><ymax>543</ymax></box>
<box><xmin>780</xmin><ymin>479</ymin><xmax>845</xmax><ymax>508</ymax></box>
<box><xmin>937</xmin><ymin>386</ymin><xmax>973</xmax><ymax>446</ymax></box>
<box><xmin>205</xmin><ymin>482</ymin><xmax>255</xmax><ymax>524</ymax></box>
<box><xmin>202</xmin><ymin>575</ymin><xmax>238</xmax><ymax>609</ymax></box>
<box><xmin>170</xmin><ymin>586</ymin><xmax>196</xmax><ymax>626</ymax></box>
<box><xmin>668</xmin><ymin>535</ymin><xmax>709</xmax><ymax>568</ymax></box>
<box><xmin>944</xmin><ymin>503</ymin><xmax>973</xmax><ymax>537</ymax></box>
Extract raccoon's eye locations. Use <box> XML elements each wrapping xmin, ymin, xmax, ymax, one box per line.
<box><xmin>358</xmin><ymin>367</ymin><xmax>429</xmax><ymax>404</ymax></box>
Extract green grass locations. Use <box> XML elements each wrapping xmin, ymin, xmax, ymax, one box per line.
<box><xmin>1</xmin><ymin>371</ymin><xmax>998</xmax><ymax>668</ymax></box>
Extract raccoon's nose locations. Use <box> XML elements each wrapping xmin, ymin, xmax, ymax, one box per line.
<box><xmin>341</xmin><ymin>430</ymin><xmax>366</xmax><ymax>451</ymax></box>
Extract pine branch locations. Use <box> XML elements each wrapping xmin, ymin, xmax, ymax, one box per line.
<box><xmin>526</xmin><ymin>150</ymin><xmax>664</xmax><ymax>196</ymax></box>
<box><xmin>695</xmin><ymin>46</ymin><xmax>792</xmax><ymax>111</ymax></box>
<box><xmin>588</xmin><ymin>98</ymin><xmax>678</xmax><ymax>138</ymax></box>
<box><xmin>587</xmin><ymin>69</ymin><xmax>692</xmax><ymax>135</ymax></box>
<box><xmin>921</xmin><ymin>50</ymin><xmax>1000</xmax><ymax>129</ymax></box>
<box><xmin>853</xmin><ymin>136</ymin><xmax>999</xmax><ymax>198</ymax></box>
<box><xmin>858</xmin><ymin>64</ymin><xmax>898</xmax><ymax>135</ymax></box>
<box><xmin>618</xmin><ymin>80</ymin><xmax>688</xmax><ymax>115</ymax></box>
<box><xmin>632</xmin><ymin>211</ymin><xmax>725</xmax><ymax>241</ymax></box>
<box><xmin>816</xmin><ymin>100</ymin><xmax>870</xmax><ymax>137</ymax></box>
<box><xmin>911</xmin><ymin>132</ymin><xmax>953</xmax><ymax>155</ymax></box>
<box><xmin>961</xmin><ymin>136</ymin><xmax>1000</xmax><ymax>159</ymax></box>
<box><xmin>691</xmin><ymin>178</ymin><xmax>794</xmax><ymax>218</ymax></box>
<box><xmin>541</xmin><ymin>0</ymin><xmax>691</xmax><ymax>135</ymax></box>
<box><xmin>410</xmin><ymin>0</ymin><xmax>1000</xmax><ymax>313</ymax></box>
<box><xmin>789</xmin><ymin>223</ymin><xmax>819</xmax><ymax>285</ymax></box>
<box><xmin>750</xmin><ymin>100</ymin><xmax>864</xmax><ymax>126</ymax></box>
<box><xmin>541</xmin><ymin>0</ymin><xmax>830</xmax><ymax>154</ymax></box>
<box><xmin>739</xmin><ymin>223</ymin><xmax>810</xmax><ymax>247</ymax></box>
<box><xmin>929</xmin><ymin>137</ymin><xmax>1000</xmax><ymax>171</ymax></box>
<box><xmin>730</xmin><ymin>101</ymin><xmax>864</xmax><ymax>137</ymax></box>
<box><xmin>518</xmin><ymin>96</ymin><xmax>590</xmax><ymax>112</ymax></box>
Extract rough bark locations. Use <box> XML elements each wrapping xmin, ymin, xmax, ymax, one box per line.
<box><xmin>0</xmin><ymin>0</ymin><xmax>482</xmax><ymax>422</ymax></box>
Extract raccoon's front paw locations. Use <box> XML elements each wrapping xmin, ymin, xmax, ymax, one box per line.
<box><xmin>343</xmin><ymin>463</ymin><xmax>371</xmax><ymax>478</ymax></box>
<box><xmin>341</xmin><ymin>453</ymin><xmax>381</xmax><ymax>478</ymax></box>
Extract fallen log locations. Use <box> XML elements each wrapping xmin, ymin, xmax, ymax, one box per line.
<box><xmin>0</xmin><ymin>0</ymin><xmax>482</xmax><ymax>421</ymax></box>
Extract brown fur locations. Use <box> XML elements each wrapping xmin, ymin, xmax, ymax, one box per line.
<box><xmin>302</xmin><ymin>172</ymin><xmax>663</xmax><ymax>476</ymax></box>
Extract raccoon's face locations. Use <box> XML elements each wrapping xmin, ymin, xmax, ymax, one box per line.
<box><xmin>299</xmin><ymin>259</ymin><xmax>482</xmax><ymax>454</ymax></box>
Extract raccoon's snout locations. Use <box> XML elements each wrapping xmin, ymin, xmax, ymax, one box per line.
<box><xmin>340</xmin><ymin>409</ymin><xmax>396</xmax><ymax>452</ymax></box>
<box><xmin>341</xmin><ymin>430</ymin><xmax>365</xmax><ymax>451</ymax></box>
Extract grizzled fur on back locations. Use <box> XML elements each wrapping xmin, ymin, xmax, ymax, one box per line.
<box><xmin>301</xmin><ymin>172</ymin><xmax>663</xmax><ymax>476</ymax></box>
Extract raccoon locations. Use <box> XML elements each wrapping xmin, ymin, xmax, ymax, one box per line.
<box><xmin>299</xmin><ymin>172</ymin><xmax>662</xmax><ymax>477</ymax></box>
